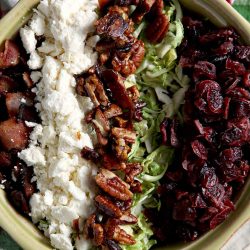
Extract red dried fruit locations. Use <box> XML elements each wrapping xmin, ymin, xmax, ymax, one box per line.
<box><xmin>191</xmin><ymin>140</ymin><xmax>208</xmax><ymax>160</ymax></box>
<box><xmin>243</xmin><ymin>72</ymin><xmax>250</xmax><ymax>88</ymax></box>
<box><xmin>225</xmin><ymin>58</ymin><xmax>246</xmax><ymax>75</ymax></box>
<box><xmin>193</xmin><ymin>61</ymin><xmax>216</xmax><ymax>82</ymax></box>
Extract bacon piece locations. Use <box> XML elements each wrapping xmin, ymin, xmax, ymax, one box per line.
<box><xmin>132</xmin><ymin>0</ymin><xmax>156</xmax><ymax>23</ymax></box>
<box><xmin>95</xmin><ymin>168</ymin><xmax>133</xmax><ymax>201</ymax></box>
<box><xmin>6</xmin><ymin>92</ymin><xmax>33</xmax><ymax>118</ymax></box>
<box><xmin>101</xmin><ymin>69</ymin><xmax>134</xmax><ymax>115</ymax></box>
<box><xmin>146</xmin><ymin>13</ymin><xmax>169</xmax><ymax>43</ymax></box>
<box><xmin>0</xmin><ymin>75</ymin><xmax>18</xmax><ymax>94</ymax></box>
<box><xmin>85</xmin><ymin>75</ymin><xmax>109</xmax><ymax>107</ymax></box>
<box><xmin>0</xmin><ymin>40</ymin><xmax>20</xmax><ymax>68</ymax></box>
<box><xmin>104</xmin><ymin>104</ymin><xmax>123</xmax><ymax>119</ymax></box>
<box><xmin>111</xmin><ymin>127</ymin><xmax>136</xmax><ymax>143</ymax></box>
<box><xmin>0</xmin><ymin>118</ymin><xmax>29</xmax><ymax>150</ymax></box>
<box><xmin>22</xmin><ymin>72</ymin><xmax>34</xmax><ymax>89</ymax></box>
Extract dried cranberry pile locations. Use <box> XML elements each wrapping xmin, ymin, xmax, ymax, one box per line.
<box><xmin>147</xmin><ymin>16</ymin><xmax>250</xmax><ymax>243</ymax></box>
<box><xmin>0</xmin><ymin>40</ymin><xmax>38</xmax><ymax>215</ymax></box>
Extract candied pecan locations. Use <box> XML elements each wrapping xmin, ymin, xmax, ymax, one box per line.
<box><xmin>105</xmin><ymin>219</ymin><xmax>136</xmax><ymax>245</ymax></box>
<box><xmin>81</xmin><ymin>146</ymin><xmax>100</xmax><ymax>163</ymax></box>
<box><xmin>102</xmin><ymin>69</ymin><xmax>135</xmax><ymax>114</ymax></box>
<box><xmin>85</xmin><ymin>75</ymin><xmax>109</xmax><ymax>107</ymax></box>
<box><xmin>127</xmin><ymin>85</ymin><xmax>140</xmax><ymax>103</ymax></box>
<box><xmin>113</xmin><ymin>138</ymin><xmax>130</xmax><ymax>161</ymax></box>
<box><xmin>111</xmin><ymin>127</ymin><xmax>136</xmax><ymax>143</ymax></box>
<box><xmin>146</xmin><ymin>14</ymin><xmax>169</xmax><ymax>43</ymax></box>
<box><xmin>96</xmin><ymin>41</ymin><xmax>116</xmax><ymax>53</ymax></box>
<box><xmin>0</xmin><ymin>40</ymin><xmax>20</xmax><ymax>68</ymax></box>
<box><xmin>85</xmin><ymin>214</ymin><xmax>104</xmax><ymax>246</ymax></box>
<box><xmin>93</xmin><ymin>108</ymin><xmax>110</xmax><ymax>135</ymax></box>
<box><xmin>0</xmin><ymin>75</ymin><xmax>18</xmax><ymax>94</ymax></box>
<box><xmin>76</xmin><ymin>77</ymin><xmax>86</xmax><ymax>96</ymax></box>
<box><xmin>104</xmin><ymin>104</ymin><xmax>123</xmax><ymax>119</ymax></box>
<box><xmin>0</xmin><ymin>118</ymin><xmax>29</xmax><ymax>151</ymax></box>
<box><xmin>132</xmin><ymin>0</ymin><xmax>156</xmax><ymax>23</ymax></box>
<box><xmin>125</xmin><ymin>163</ymin><xmax>142</xmax><ymax>183</ymax></box>
<box><xmin>95</xmin><ymin>195</ymin><xmax>123</xmax><ymax>217</ymax></box>
<box><xmin>85</xmin><ymin>109</ymin><xmax>95</xmax><ymax>123</ymax></box>
<box><xmin>112</xmin><ymin>40</ymin><xmax>145</xmax><ymax>76</ymax></box>
<box><xmin>95</xmin><ymin>168</ymin><xmax>133</xmax><ymax>201</ymax></box>
<box><xmin>114</xmin><ymin>199</ymin><xmax>132</xmax><ymax>211</ymax></box>
<box><xmin>93</xmin><ymin>123</ymin><xmax>108</xmax><ymax>146</ymax></box>
<box><xmin>96</xmin><ymin>12</ymin><xmax>129</xmax><ymax>40</ymax></box>
<box><xmin>119</xmin><ymin>212</ymin><xmax>138</xmax><ymax>224</ymax></box>
<box><xmin>114</xmin><ymin>116</ymin><xmax>128</xmax><ymax>128</ymax></box>
<box><xmin>102</xmin><ymin>154</ymin><xmax>126</xmax><ymax>170</ymax></box>
<box><xmin>130</xmin><ymin>180</ymin><xmax>142</xmax><ymax>193</ymax></box>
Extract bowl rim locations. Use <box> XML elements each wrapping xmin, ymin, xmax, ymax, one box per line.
<box><xmin>0</xmin><ymin>0</ymin><xmax>249</xmax><ymax>250</ymax></box>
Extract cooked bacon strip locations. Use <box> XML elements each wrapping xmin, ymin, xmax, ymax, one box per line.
<box><xmin>104</xmin><ymin>104</ymin><xmax>123</xmax><ymax>119</ymax></box>
<box><xmin>132</xmin><ymin>0</ymin><xmax>156</xmax><ymax>23</ymax></box>
<box><xmin>102</xmin><ymin>69</ymin><xmax>134</xmax><ymax>115</ymax></box>
<box><xmin>0</xmin><ymin>118</ymin><xmax>29</xmax><ymax>150</ymax></box>
<box><xmin>0</xmin><ymin>75</ymin><xmax>18</xmax><ymax>94</ymax></box>
<box><xmin>6</xmin><ymin>92</ymin><xmax>33</xmax><ymax>117</ymax></box>
<box><xmin>0</xmin><ymin>40</ymin><xmax>20</xmax><ymax>68</ymax></box>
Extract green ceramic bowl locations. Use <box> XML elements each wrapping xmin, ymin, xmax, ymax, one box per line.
<box><xmin>0</xmin><ymin>0</ymin><xmax>249</xmax><ymax>249</ymax></box>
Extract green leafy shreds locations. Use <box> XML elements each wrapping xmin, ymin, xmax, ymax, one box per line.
<box><xmin>38</xmin><ymin>219</ymin><xmax>49</xmax><ymax>231</ymax></box>
<box><xmin>121</xmin><ymin>214</ymin><xmax>156</xmax><ymax>250</ymax></box>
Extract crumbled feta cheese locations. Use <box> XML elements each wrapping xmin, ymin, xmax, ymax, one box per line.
<box><xmin>28</xmin><ymin>51</ymin><xmax>43</xmax><ymax>70</ymax></box>
<box><xmin>20</xmin><ymin>27</ymin><xmax>37</xmax><ymax>53</ymax></box>
<box><xmin>19</xmin><ymin>0</ymin><xmax>99</xmax><ymax>250</ymax></box>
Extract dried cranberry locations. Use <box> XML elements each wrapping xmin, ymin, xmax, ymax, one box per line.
<box><xmin>210</xmin><ymin>207</ymin><xmax>232</xmax><ymax>229</ymax></box>
<box><xmin>225</xmin><ymin>58</ymin><xmax>246</xmax><ymax>75</ymax></box>
<box><xmin>193</xmin><ymin>61</ymin><xmax>216</xmax><ymax>82</ymax></box>
<box><xmin>243</xmin><ymin>72</ymin><xmax>250</xmax><ymax>88</ymax></box>
<box><xmin>191</xmin><ymin>140</ymin><xmax>208</xmax><ymax>160</ymax></box>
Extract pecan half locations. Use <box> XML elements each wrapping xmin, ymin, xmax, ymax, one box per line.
<box><xmin>111</xmin><ymin>127</ymin><xmax>137</xmax><ymax>143</ymax></box>
<box><xmin>127</xmin><ymin>85</ymin><xmax>140</xmax><ymax>103</ymax></box>
<box><xmin>76</xmin><ymin>77</ymin><xmax>86</xmax><ymax>96</ymax></box>
<box><xmin>114</xmin><ymin>117</ymin><xmax>128</xmax><ymax>128</ymax></box>
<box><xmin>147</xmin><ymin>0</ymin><xmax>164</xmax><ymax>20</ymax></box>
<box><xmin>119</xmin><ymin>212</ymin><xmax>138</xmax><ymax>224</ymax></box>
<box><xmin>22</xmin><ymin>72</ymin><xmax>34</xmax><ymax>89</ymax></box>
<box><xmin>102</xmin><ymin>154</ymin><xmax>126</xmax><ymax>170</ymax></box>
<box><xmin>104</xmin><ymin>104</ymin><xmax>123</xmax><ymax>119</ymax></box>
<box><xmin>95</xmin><ymin>169</ymin><xmax>133</xmax><ymax>201</ymax></box>
<box><xmin>113</xmin><ymin>138</ymin><xmax>130</xmax><ymax>161</ymax></box>
<box><xmin>0</xmin><ymin>75</ymin><xmax>18</xmax><ymax>94</ymax></box>
<box><xmin>95</xmin><ymin>195</ymin><xmax>123</xmax><ymax>218</ymax></box>
<box><xmin>93</xmin><ymin>123</ymin><xmax>108</xmax><ymax>146</ymax></box>
<box><xmin>105</xmin><ymin>219</ymin><xmax>136</xmax><ymax>245</ymax></box>
<box><xmin>85</xmin><ymin>75</ymin><xmax>109</xmax><ymax>107</ymax></box>
<box><xmin>92</xmin><ymin>108</ymin><xmax>110</xmax><ymax>135</ymax></box>
<box><xmin>125</xmin><ymin>163</ymin><xmax>143</xmax><ymax>183</ymax></box>
<box><xmin>146</xmin><ymin>14</ymin><xmax>169</xmax><ymax>43</ymax></box>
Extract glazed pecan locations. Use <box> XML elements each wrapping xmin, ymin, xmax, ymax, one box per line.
<box><xmin>93</xmin><ymin>108</ymin><xmax>110</xmax><ymax>135</ymax></box>
<box><xmin>95</xmin><ymin>168</ymin><xmax>133</xmax><ymax>201</ymax></box>
<box><xmin>112</xmin><ymin>40</ymin><xmax>145</xmax><ymax>76</ymax></box>
<box><xmin>95</xmin><ymin>195</ymin><xmax>123</xmax><ymax>217</ymax></box>
<box><xmin>130</xmin><ymin>180</ymin><xmax>143</xmax><ymax>193</ymax></box>
<box><xmin>119</xmin><ymin>212</ymin><xmax>138</xmax><ymax>224</ymax></box>
<box><xmin>111</xmin><ymin>127</ymin><xmax>137</xmax><ymax>143</ymax></box>
<box><xmin>125</xmin><ymin>163</ymin><xmax>143</xmax><ymax>183</ymax></box>
<box><xmin>85</xmin><ymin>75</ymin><xmax>109</xmax><ymax>107</ymax></box>
<box><xmin>147</xmin><ymin>0</ymin><xmax>164</xmax><ymax>20</ymax></box>
<box><xmin>114</xmin><ymin>117</ymin><xmax>128</xmax><ymax>128</ymax></box>
<box><xmin>146</xmin><ymin>14</ymin><xmax>169</xmax><ymax>43</ymax></box>
<box><xmin>0</xmin><ymin>40</ymin><xmax>20</xmax><ymax>68</ymax></box>
<box><xmin>93</xmin><ymin>123</ymin><xmax>108</xmax><ymax>146</ymax></box>
<box><xmin>104</xmin><ymin>104</ymin><xmax>123</xmax><ymax>119</ymax></box>
<box><xmin>132</xmin><ymin>0</ymin><xmax>156</xmax><ymax>23</ymax></box>
<box><xmin>114</xmin><ymin>199</ymin><xmax>132</xmax><ymax>211</ymax></box>
<box><xmin>0</xmin><ymin>75</ymin><xmax>18</xmax><ymax>94</ymax></box>
<box><xmin>113</xmin><ymin>138</ymin><xmax>130</xmax><ymax>161</ymax></box>
<box><xmin>84</xmin><ymin>214</ymin><xmax>104</xmax><ymax>246</ymax></box>
<box><xmin>105</xmin><ymin>219</ymin><xmax>136</xmax><ymax>245</ymax></box>
<box><xmin>127</xmin><ymin>85</ymin><xmax>140</xmax><ymax>103</ymax></box>
<box><xmin>102</xmin><ymin>154</ymin><xmax>126</xmax><ymax>170</ymax></box>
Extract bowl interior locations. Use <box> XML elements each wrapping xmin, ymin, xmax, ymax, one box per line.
<box><xmin>0</xmin><ymin>0</ymin><xmax>249</xmax><ymax>250</ymax></box>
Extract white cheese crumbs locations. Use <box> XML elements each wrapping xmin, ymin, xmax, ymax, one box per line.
<box><xmin>19</xmin><ymin>0</ymin><xmax>99</xmax><ymax>249</ymax></box>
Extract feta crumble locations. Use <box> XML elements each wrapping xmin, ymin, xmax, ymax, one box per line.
<box><xmin>19</xmin><ymin>0</ymin><xmax>99</xmax><ymax>249</ymax></box>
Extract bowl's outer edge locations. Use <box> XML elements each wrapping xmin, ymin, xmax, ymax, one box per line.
<box><xmin>0</xmin><ymin>0</ymin><xmax>249</xmax><ymax>250</ymax></box>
